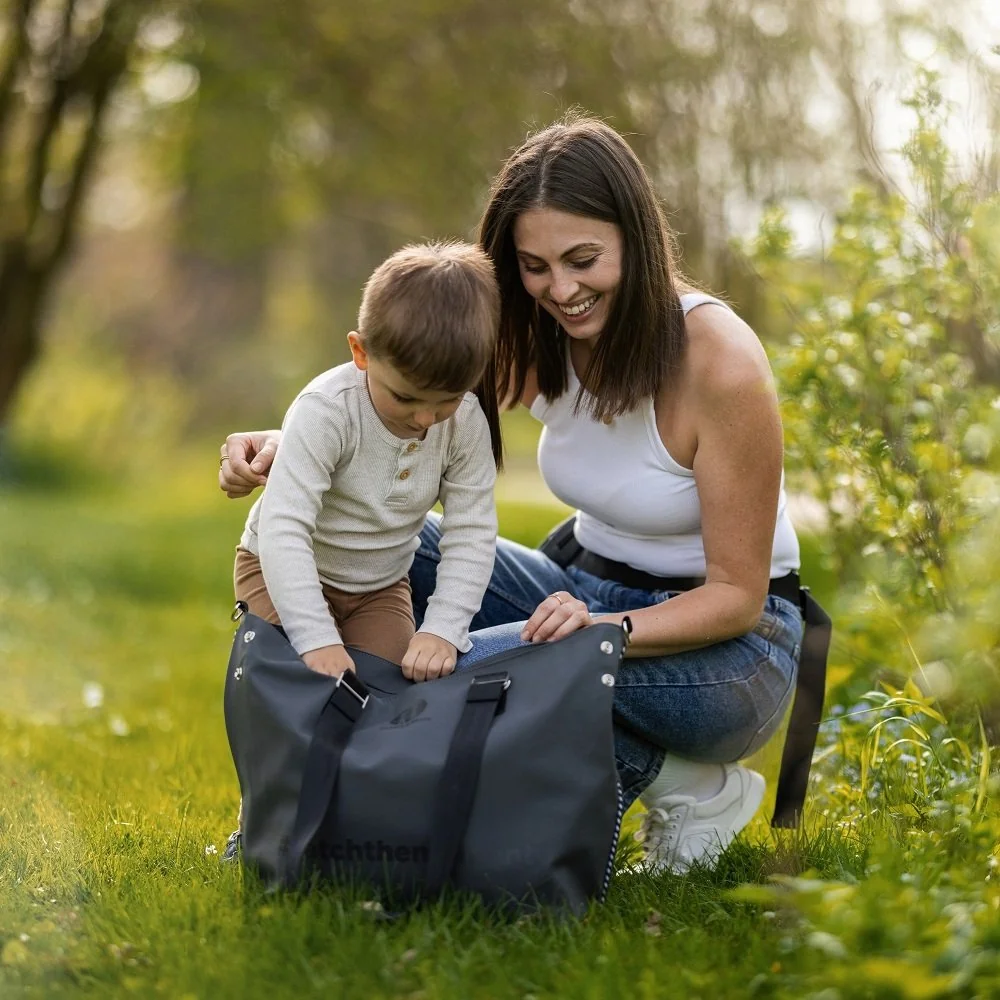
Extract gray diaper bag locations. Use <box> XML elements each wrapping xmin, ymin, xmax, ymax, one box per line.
<box><xmin>223</xmin><ymin>606</ymin><xmax>630</xmax><ymax>913</ymax></box>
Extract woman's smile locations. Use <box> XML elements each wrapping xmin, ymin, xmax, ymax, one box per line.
<box><xmin>555</xmin><ymin>293</ymin><xmax>600</xmax><ymax>320</ymax></box>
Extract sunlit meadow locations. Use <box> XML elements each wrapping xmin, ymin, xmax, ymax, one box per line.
<box><xmin>1</xmin><ymin>434</ymin><xmax>998</xmax><ymax>998</ymax></box>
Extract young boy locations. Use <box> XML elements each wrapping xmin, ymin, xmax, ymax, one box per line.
<box><xmin>234</xmin><ymin>241</ymin><xmax>501</xmax><ymax>683</ymax></box>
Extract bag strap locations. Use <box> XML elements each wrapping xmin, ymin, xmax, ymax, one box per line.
<box><xmin>279</xmin><ymin>669</ymin><xmax>370</xmax><ymax>886</ymax></box>
<box><xmin>537</xmin><ymin>514</ymin><xmax>582</xmax><ymax>567</ymax></box>
<box><xmin>424</xmin><ymin>671</ymin><xmax>510</xmax><ymax>896</ymax></box>
<box><xmin>770</xmin><ymin>589</ymin><xmax>832</xmax><ymax>828</ymax></box>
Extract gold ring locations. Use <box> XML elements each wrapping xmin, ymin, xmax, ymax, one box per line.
<box><xmin>219</xmin><ymin>454</ymin><xmax>228</xmax><ymax>467</ymax></box>
<box><xmin>551</xmin><ymin>593</ymin><xmax>564</xmax><ymax>604</ymax></box>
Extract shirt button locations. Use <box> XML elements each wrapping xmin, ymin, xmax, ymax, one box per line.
<box><xmin>399</xmin><ymin>469</ymin><xmax>410</xmax><ymax>480</ymax></box>
<box><xmin>406</xmin><ymin>442</ymin><xmax>418</xmax><ymax>453</ymax></box>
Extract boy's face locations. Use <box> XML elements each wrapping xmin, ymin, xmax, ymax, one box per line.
<box><xmin>348</xmin><ymin>332</ymin><xmax>466</xmax><ymax>439</ymax></box>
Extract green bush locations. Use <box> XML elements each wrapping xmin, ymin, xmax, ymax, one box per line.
<box><xmin>740</xmin><ymin>73</ymin><xmax>1000</xmax><ymax>708</ymax></box>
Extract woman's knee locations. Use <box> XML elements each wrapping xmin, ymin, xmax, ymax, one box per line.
<box><xmin>611</xmin><ymin>645</ymin><xmax>796</xmax><ymax>762</ymax></box>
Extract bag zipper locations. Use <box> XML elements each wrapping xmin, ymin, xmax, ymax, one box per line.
<box><xmin>599</xmin><ymin>779</ymin><xmax>625</xmax><ymax>903</ymax></box>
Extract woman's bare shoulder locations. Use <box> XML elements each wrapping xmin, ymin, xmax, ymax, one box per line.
<box><xmin>682</xmin><ymin>302</ymin><xmax>775</xmax><ymax>402</ymax></box>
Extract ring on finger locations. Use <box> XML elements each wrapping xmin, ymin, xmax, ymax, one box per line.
<box><xmin>219</xmin><ymin>454</ymin><xmax>228</xmax><ymax>467</ymax></box>
<box><xmin>550</xmin><ymin>592</ymin><xmax>565</xmax><ymax>605</ymax></box>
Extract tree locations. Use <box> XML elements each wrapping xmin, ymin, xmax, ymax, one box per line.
<box><xmin>0</xmin><ymin>0</ymin><xmax>146</xmax><ymax>430</ymax></box>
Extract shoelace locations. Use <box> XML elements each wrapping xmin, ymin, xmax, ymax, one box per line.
<box><xmin>634</xmin><ymin>806</ymin><xmax>683</xmax><ymax>863</ymax></box>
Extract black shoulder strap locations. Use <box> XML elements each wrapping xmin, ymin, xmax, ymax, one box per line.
<box><xmin>771</xmin><ymin>590</ymin><xmax>832</xmax><ymax>828</ymax></box>
<box><xmin>424</xmin><ymin>672</ymin><xmax>510</xmax><ymax>896</ymax></box>
<box><xmin>280</xmin><ymin>670</ymin><xmax>370</xmax><ymax>886</ymax></box>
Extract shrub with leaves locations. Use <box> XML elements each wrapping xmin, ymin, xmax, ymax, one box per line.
<box><xmin>741</xmin><ymin>73</ymin><xmax>1000</xmax><ymax>700</ymax></box>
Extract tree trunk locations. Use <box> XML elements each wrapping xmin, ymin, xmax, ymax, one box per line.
<box><xmin>0</xmin><ymin>0</ymin><xmax>139</xmax><ymax>430</ymax></box>
<box><xmin>0</xmin><ymin>244</ymin><xmax>46</xmax><ymax>427</ymax></box>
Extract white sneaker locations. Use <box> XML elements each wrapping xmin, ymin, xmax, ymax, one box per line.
<box><xmin>635</xmin><ymin>764</ymin><xmax>766</xmax><ymax>874</ymax></box>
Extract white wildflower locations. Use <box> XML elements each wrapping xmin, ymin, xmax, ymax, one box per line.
<box><xmin>82</xmin><ymin>682</ymin><xmax>104</xmax><ymax>709</ymax></box>
<box><xmin>109</xmin><ymin>715</ymin><xmax>130</xmax><ymax>737</ymax></box>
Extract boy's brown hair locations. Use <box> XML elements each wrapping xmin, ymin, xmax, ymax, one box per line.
<box><xmin>357</xmin><ymin>241</ymin><xmax>504</xmax><ymax>466</ymax></box>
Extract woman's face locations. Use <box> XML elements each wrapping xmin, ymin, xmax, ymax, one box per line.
<box><xmin>513</xmin><ymin>207</ymin><xmax>623</xmax><ymax>344</ymax></box>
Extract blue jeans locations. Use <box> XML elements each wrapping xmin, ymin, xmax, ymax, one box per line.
<box><xmin>411</xmin><ymin>514</ymin><xmax>803</xmax><ymax>809</ymax></box>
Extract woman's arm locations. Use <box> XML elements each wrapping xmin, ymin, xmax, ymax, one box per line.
<box><xmin>607</xmin><ymin>306</ymin><xmax>782</xmax><ymax>656</ymax></box>
<box><xmin>522</xmin><ymin>307</ymin><xmax>783</xmax><ymax>657</ymax></box>
<box><xmin>219</xmin><ymin>429</ymin><xmax>282</xmax><ymax>497</ymax></box>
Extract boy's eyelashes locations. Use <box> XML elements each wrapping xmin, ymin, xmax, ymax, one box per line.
<box><xmin>390</xmin><ymin>390</ymin><xmax>463</xmax><ymax>405</ymax></box>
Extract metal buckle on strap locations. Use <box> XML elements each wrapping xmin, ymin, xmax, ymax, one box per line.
<box><xmin>468</xmin><ymin>672</ymin><xmax>511</xmax><ymax>706</ymax></box>
<box><xmin>331</xmin><ymin>669</ymin><xmax>370</xmax><ymax>720</ymax></box>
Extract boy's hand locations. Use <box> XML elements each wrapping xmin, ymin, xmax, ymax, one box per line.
<box><xmin>302</xmin><ymin>644</ymin><xmax>355</xmax><ymax>677</ymax></box>
<box><xmin>401</xmin><ymin>633</ymin><xmax>457</xmax><ymax>682</ymax></box>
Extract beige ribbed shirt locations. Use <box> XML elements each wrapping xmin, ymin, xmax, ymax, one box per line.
<box><xmin>240</xmin><ymin>363</ymin><xmax>497</xmax><ymax>656</ymax></box>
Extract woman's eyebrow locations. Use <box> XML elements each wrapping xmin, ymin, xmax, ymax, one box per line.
<box><xmin>516</xmin><ymin>242</ymin><xmax>603</xmax><ymax>260</ymax></box>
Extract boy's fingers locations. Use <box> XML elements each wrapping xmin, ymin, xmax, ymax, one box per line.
<box><xmin>411</xmin><ymin>650</ymin><xmax>429</xmax><ymax>682</ymax></box>
<box><xmin>425</xmin><ymin>653</ymin><xmax>454</xmax><ymax>680</ymax></box>
<box><xmin>400</xmin><ymin>651</ymin><xmax>417</xmax><ymax>678</ymax></box>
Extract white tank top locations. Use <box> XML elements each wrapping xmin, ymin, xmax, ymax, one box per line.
<box><xmin>530</xmin><ymin>292</ymin><xmax>800</xmax><ymax>578</ymax></box>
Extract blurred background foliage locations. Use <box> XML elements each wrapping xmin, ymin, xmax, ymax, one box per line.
<box><xmin>1</xmin><ymin>0</ymin><xmax>999</xmax><ymax>711</ymax></box>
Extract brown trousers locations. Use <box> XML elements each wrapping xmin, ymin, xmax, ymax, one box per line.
<box><xmin>233</xmin><ymin>547</ymin><xmax>415</xmax><ymax>665</ymax></box>
<box><xmin>233</xmin><ymin>547</ymin><xmax>414</xmax><ymax>829</ymax></box>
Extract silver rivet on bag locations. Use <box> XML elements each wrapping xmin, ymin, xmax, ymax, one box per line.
<box><xmin>601</xmin><ymin>673</ymin><xmax>615</xmax><ymax>687</ymax></box>
<box><xmin>600</xmin><ymin>640</ymin><xmax>614</xmax><ymax>654</ymax></box>
<box><xmin>243</xmin><ymin>631</ymin><xmax>256</xmax><ymax>644</ymax></box>
<box><xmin>234</xmin><ymin>666</ymin><xmax>243</xmax><ymax>680</ymax></box>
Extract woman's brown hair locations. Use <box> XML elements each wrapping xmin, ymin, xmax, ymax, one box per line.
<box><xmin>478</xmin><ymin>114</ymin><xmax>688</xmax><ymax>423</ymax></box>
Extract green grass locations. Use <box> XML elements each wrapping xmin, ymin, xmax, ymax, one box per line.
<box><xmin>1</xmin><ymin>458</ymin><xmax>998</xmax><ymax>998</ymax></box>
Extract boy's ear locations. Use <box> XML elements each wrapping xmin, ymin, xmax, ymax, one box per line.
<box><xmin>347</xmin><ymin>331</ymin><xmax>369</xmax><ymax>370</ymax></box>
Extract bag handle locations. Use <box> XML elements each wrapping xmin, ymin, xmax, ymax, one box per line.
<box><xmin>770</xmin><ymin>590</ymin><xmax>831</xmax><ymax>827</ymax></box>
<box><xmin>424</xmin><ymin>671</ymin><xmax>510</xmax><ymax>896</ymax></box>
<box><xmin>279</xmin><ymin>669</ymin><xmax>370</xmax><ymax>886</ymax></box>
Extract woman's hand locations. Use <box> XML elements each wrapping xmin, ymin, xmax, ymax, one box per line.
<box><xmin>520</xmin><ymin>591</ymin><xmax>592</xmax><ymax>644</ymax></box>
<box><xmin>219</xmin><ymin>430</ymin><xmax>281</xmax><ymax>498</ymax></box>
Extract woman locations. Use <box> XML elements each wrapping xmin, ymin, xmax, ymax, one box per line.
<box><xmin>220</xmin><ymin>115</ymin><xmax>807</xmax><ymax>875</ymax></box>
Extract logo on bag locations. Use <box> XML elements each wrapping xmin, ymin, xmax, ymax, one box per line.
<box><xmin>321</xmin><ymin>839</ymin><xmax>429</xmax><ymax>864</ymax></box>
<box><xmin>386</xmin><ymin>699</ymin><xmax>429</xmax><ymax>728</ymax></box>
